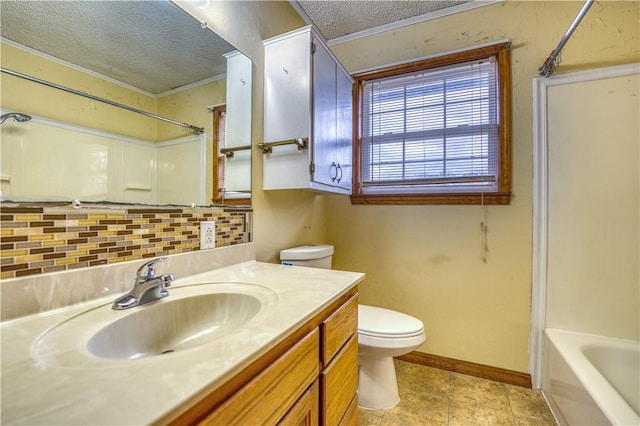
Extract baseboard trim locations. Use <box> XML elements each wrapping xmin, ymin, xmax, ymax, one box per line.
<box><xmin>396</xmin><ymin>351</ymin><xmax>532</xmax><ymax>388</ymax></box>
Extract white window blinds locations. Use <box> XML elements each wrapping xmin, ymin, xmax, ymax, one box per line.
<box><xmin>361</xmin><ymin>57</ymin><xmax>499</xmax><ymax>194</ymax></box>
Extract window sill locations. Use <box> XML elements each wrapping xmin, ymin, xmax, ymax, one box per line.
<box><xmin>214</xmin><ymin>197</ymin><xmax>252</xmax><ymax>207</ymax></box>
<box><xmin>350</xmin><ymin>192</ymin><xmax>512</xmax><ymax>205</ymax></box>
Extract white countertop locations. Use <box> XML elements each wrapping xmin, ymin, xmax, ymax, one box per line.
<box><xmin>1</xmin><ymin>261</ymin><xmax>364</xmax><ymax>425</ymax></box>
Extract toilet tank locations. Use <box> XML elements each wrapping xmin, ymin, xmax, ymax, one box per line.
<box><xmin>280</xmin><ymin>244</ymin><xmax>334</xmax><ymax>269</ymax></box>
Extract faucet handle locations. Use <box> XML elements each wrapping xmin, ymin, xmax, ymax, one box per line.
<box><xmin>136</xmin><ymin>257</ymin><xmax>167</xmax><ymax>280</ymax></box>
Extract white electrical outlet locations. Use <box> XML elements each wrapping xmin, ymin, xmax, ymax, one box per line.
<box><xmin>200</xmin><ymin>221</ymin><xmax>216</xmax><ymax>250</ymax></box>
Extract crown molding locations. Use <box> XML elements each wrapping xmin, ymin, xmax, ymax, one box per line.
<box><xmin>1</xmin><ymin>37</ymin><xmax>223</xmax><ymax>98</ymax></box>
<box><xmin>327</xmin><ymin>0</ymin><xmax>503</xmax><ymax>46</ymax></box>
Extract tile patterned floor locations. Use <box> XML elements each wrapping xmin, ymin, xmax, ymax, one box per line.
<box><xmin>358</xmin><ymin>360</ymin><xmax>557</xmax><ymax>426</ymax></box>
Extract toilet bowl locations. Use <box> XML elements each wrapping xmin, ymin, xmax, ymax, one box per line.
<box><xmin>357</xmin><ymin>304</ymin><xmax>425</xmax><ymax>409</ymax></box>
<box><xmin>280</xmin><ymin>244</ymin><xmax>427</xmax><ymax>410</ymax></box>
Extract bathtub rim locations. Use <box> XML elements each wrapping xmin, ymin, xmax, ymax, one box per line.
<box><xmin>543</xmin><ymin>328</ymin><xmax>639</xmax><ymax>426</ymax></box>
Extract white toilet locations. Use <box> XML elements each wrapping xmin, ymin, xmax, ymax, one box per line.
<box><xmin>280</xmin><ymin>244</ymin><xmax>426</xmax><ymax>410</ymax></box>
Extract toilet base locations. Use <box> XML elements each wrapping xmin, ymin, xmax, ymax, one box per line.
<box><xmin>357</xmin><ymin>354</ymin><xmax>400</xmax><ymax>410</ymax></box>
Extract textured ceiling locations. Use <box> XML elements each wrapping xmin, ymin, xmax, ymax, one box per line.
<box><xmin>296</xmin><ymin>0</ymin><xmax>470</xmax><ymax>41</ymax></box>
<box><xmin>1</xmin><ymin>0</ymin><xmax>471</xmax><ymax>95</ymax></box>
<box><xmin>0</xmin><ymin>0</ymin><xmax>235</xmax><ymax>95</ymax></box>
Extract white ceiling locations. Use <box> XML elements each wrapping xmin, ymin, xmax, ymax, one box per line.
<box><xmin>0</xmin><ymin>0</ymin><xmax>235</xmax><ymax>95</ymax></box>
<box><xmin>295</xmin><ymin>0</ymin><xmax>470</xmax><ymax>42</ymax></box>
<box><xmin>1</xmin><ymin>0</ymin><xmax>475</xmax><ymax>95</ymax></box>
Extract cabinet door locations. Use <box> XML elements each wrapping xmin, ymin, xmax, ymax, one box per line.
<box><xmin>263</xmin><ymin>31</ymin><xmax>312</xmax><ymax>190</ymax></box>
<box><xmin>264</xmin><ymin>31</ymin><xmax>311</xmax><ymax>144</ymax></box>
<box><xmin>278</xmin><ymin>380</ymin><xmax>320</xmax><ymax>426</ymax></box>
<box><xmin>311</xmin><ymin>38</ymin><xmax>338</xmax><ymax>188</ymax></box>
<box><xmin>201</xmin><ymin>330</ymin><xmax>320</xmax><ymax>425</ymax></box>
<box><xmin>226</xmin><ymin>52</ymin><xmax>253</xmax><ymax>149</ymax></box>
<box><xmin>335</xmin><ymin>68</ymin><xmax>353</xmax><ymax>191</ymax></box>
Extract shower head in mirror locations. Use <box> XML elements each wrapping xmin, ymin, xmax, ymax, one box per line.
<box><xmin>0</xmin><ymin>112</ymin><xmax>32</xmax><ymax>125</ymax></box>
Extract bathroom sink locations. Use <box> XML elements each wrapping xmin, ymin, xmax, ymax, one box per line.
<box><xmin>33</xmin><ymin>283</ymin><xmax>278</xmax><ymax>366</ymax></box>
<box><xmin>88</xmin><ymin>292</ymin><xmax>262</xmax><ymax>359</ymax></box>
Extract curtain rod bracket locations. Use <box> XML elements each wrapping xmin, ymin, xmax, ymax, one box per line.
<box><xmin>538</xmin><ymin>0</ymin><xmax>595</xmax><ymax>78</ymax></box>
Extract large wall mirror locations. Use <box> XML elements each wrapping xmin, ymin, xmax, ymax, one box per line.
<box><xmin>0</xmin><ymin>0</ymin><xmax>252</xmax><ymax>207</ymax></box>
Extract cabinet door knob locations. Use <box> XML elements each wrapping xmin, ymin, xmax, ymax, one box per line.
<box><xmin>336</xmin><ymin>164</ymin><xmax>343</xmax><ymax>183</ymax></box>
<box><xmin>330</xmin><ymin>162</ymin><xmax>338</xmax><ymax>182</ymax></box>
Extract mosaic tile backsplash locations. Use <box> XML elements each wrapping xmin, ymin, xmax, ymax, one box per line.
<box><xmin>0</xmin><ymin>205</ymin><xmax>251</xmax><ymax>279</ymax></box>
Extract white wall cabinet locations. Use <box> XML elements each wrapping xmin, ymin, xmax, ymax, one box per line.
<box><xmin>222</xmin><ymin>51</ymin><xmax>253</xmax><ymax>198</ymax></box>
<box><xmin>262</xmin><ymin>26</ymin><xmax>353</xmax><ymax>194</ymax></box>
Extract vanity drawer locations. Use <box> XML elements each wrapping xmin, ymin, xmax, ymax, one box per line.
<box><xmin>201</xmin><ymin>329</ymin><xmax>320</xmax><ymax>425</ymax></box>
<box><xmin>320</xmin><ymin>334</ymin><xmax>358</xmax><ymax>426</ymax></box>
<box><xmin>320</xmin><ymin>294</ymin><xmax>357</xmax><ymax>366</ymax></box>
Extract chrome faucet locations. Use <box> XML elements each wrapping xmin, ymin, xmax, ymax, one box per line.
<box><xmin>112</xmin><ymin>257</ymin><xmax>175</xmax><ymax>310</ymax></box>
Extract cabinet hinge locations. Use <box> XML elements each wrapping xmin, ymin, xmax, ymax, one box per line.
<box><xmin>309</xmin><ymin>162</ymin><xmax>315</xmax><ymax>175</ymax></box>
<box><xmin>311</xmin><ymin>42</ymin><xmax>316</xmax><ymax>54</ymax></box>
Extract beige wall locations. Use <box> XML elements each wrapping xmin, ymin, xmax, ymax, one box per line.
<box><xmin>186</xmin><ymin>0</ymin><xmax>639</xmax><ymax>372</ymax></box>
<box><xmin>325</xmin><ymin>1</ymin><xmax>639</xmax><ymax>372</ymax></box>
<box><xmin>1</xmin><ymin>43</ymin><xmax>158</xmax><ymax>141</ymax></box>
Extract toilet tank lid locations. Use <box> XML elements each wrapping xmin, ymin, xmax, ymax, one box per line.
<box><xmin>280</xmin><ymin>244</ymin><xmax>334</xmax><ymax>260</ymax></box>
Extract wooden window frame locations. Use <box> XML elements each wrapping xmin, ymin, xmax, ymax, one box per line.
<box><xmin>212</xmin><ymin>105</ymin><xmax>251</xmax><ymax>206</ymax></box>
<box><xmin>212</xmin><ymin>105</ymin><xmax>226</xmax><ymax>205</ymax></box>
<box><xmin>351</xmin><ymin>42</ymin><xmax>512</xmax><ymax>205</ymax></box>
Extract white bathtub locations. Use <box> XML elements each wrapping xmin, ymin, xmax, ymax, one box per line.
<box><xmin>542</xmin><ymin>329</ymin><xmax>640</xmax><ymax>426</ymax></box>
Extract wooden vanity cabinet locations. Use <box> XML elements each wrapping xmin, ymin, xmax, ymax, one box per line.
<box><xmin>201</xmin><ymin>329</ymin><xmax>320</xmax><ymax>425</ymax></box>
<box><xmin>170</xmin><ymin>288</ymin><xmax>358</xmax><ymax>426</ymax></box>
<box><xmin>320</xmin><ymin>295</ymin><xmax>358</xmax><ymax>426</ymax></box>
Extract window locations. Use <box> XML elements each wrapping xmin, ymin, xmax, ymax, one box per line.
<box><xmin>352</xmin><ymin>42</ymin><xmax>511</xmax><ymax>205</ymax></box>
<box><xmin>212</xmin><ymin>105</ymin><xmax>227</xmax><ymax>204</ymax></box>
<box><xmin>212</xmin><ymin>105</ymin><xmax>252</xmax><ymax>206</ymax></box>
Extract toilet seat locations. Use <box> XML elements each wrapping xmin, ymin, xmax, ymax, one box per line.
<box><xmin>358</xmin><ymin>304</ymin><xmax>424</xmax><ymax>338</ymax></box>
<box><xmin>359</xmin><ymin>328</ymin><xmax>425</xmax><ymax>339</ymax></box>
